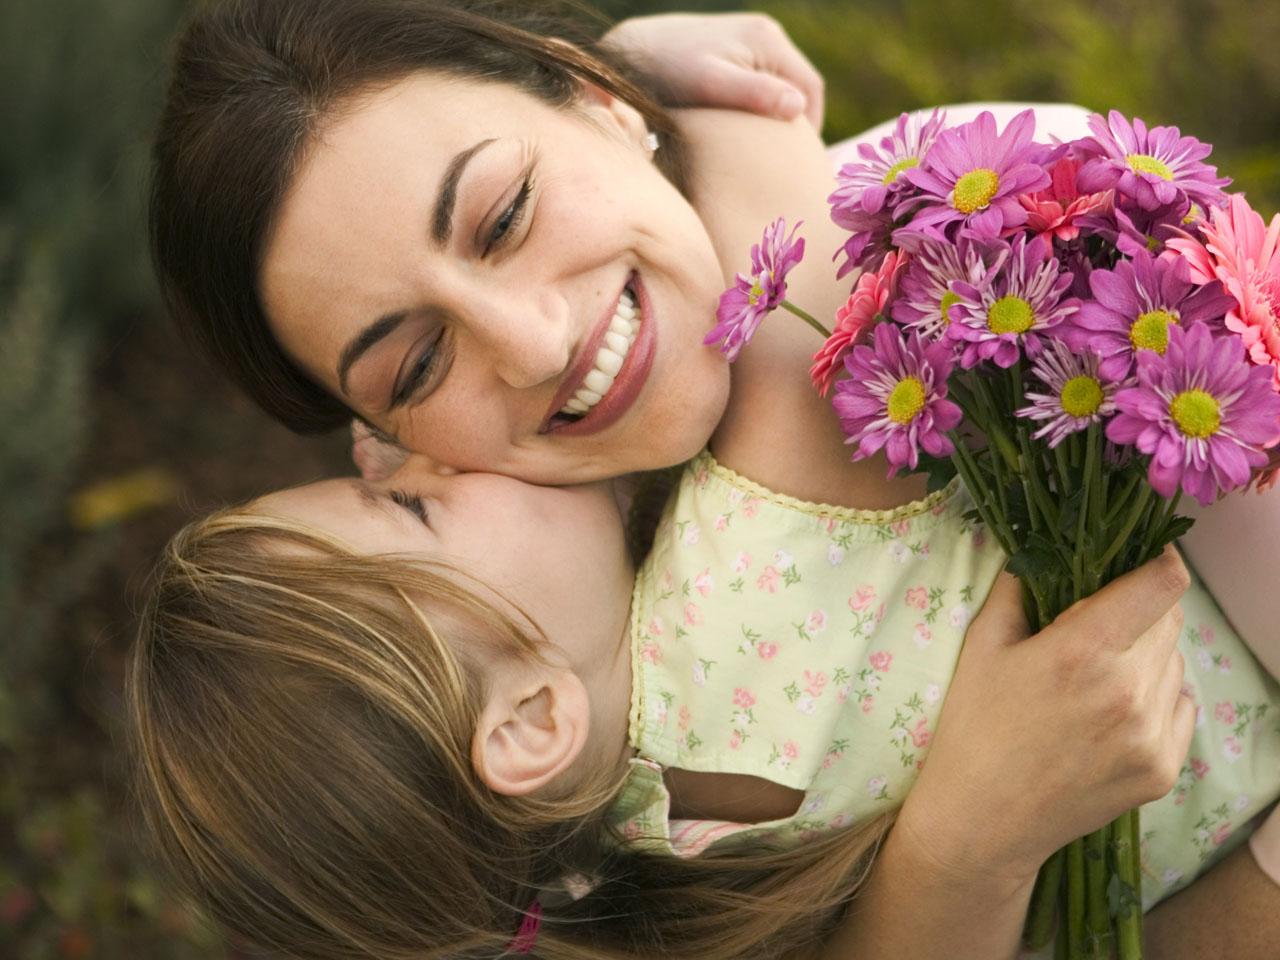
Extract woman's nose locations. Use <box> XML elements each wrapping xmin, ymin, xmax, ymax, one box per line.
<box><xmin>463</xmin><ymin>286</ymin><xmax>572</xmax><ymax>390</ymax></box>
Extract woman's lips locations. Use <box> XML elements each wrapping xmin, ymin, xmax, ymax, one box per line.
<box><xmin>541</xmin><ymin>272</ymin><xmax>654</xmax><ymax>437</ymax></box>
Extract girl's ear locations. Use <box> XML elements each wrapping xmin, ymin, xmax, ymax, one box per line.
<box><xmin>472</xmin><ymin>664</ymin><xmax>590</xmax><ymax>797</ymax></box>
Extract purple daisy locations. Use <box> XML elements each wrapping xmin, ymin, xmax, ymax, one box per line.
<box><xmin>1074</xmin><ymin>111</ymin><xmax>1229</xmax><ymax>213</ymax></box>
<box><xmin>704</xmin><ymin>218</ymin><xmax>805</xmax><ymax>361</ymax></box>
<box><xmin>895</xmin><ymin>109</ymin><xmax>1050</xmax><ymax>243</ymax></box>
<box><xmin>832</xmin><ymin>322</ymin><xmax>962</xmax><ymax>478</ymax></box>
<box><xmin>830</xmin><ymin>109</ymin><xmax>947</xmax><ymax>218</ymax></box>
<box><xmin>891</xmin><ymin>236</ymin><xmax>1000</xmax><ymax>342</ymax></box>
<box><xmin>1077</xmin><ymin>198</ymin><xmax>1195</xmax><ymax>259</ymax></box>
<box><xmin>947</xmin><ymin>234</ymin><xmax>1078</xmax><ymax>369</ymax></box>
<box><xmin>830</xmin><ymin>205</ymin><xmax>897</xmax><ymax>279</ymax></box>
<box><xmin>1063</xmin><ymin>248</ymin><xmax>1234</xmax><ymax>381</ymax></box>
<box><xmin>1016</xmin><ymin>338</ymin><xmax>1120</xmax><ymax>447</ymax></box>
<box><xmin>1106</xmin><ymin>322</ymin><xmax>1280</xmax><ymax>505</ymax></box>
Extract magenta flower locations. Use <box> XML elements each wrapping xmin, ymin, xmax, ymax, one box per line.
<box><xmin>832</xmin><ymin>323</ymin><xmax>962</xmax><ymax>478</ymax></box>
<box><xmin>1168</xmin><ymin>193</ymin><xmax>1280</xmax><ymax>390</ymax></box>
<box><xmin>891</xmin><ymin>236</ymin><xmax>1000</xmax><ymax>342</ymax></box>
<box><xmin>830</xmin><ymin>110</ymin><xmax>947</xmax><ymax>218</ymax></box>
<box><xmin>705</xmin><ymin>218</ymin><xmax>805</xmax><ymax>361</ymax></box>
<box><xmin>1106</xmin><ymin>323</ymin><xmax>1280</xmax><ymax>505</ymax></box>
<box><xmin>1074</xmin><ymin>111</ymin><xmax>1229</xmax><ymax>213</ymax></box>
<box><xmin>947</xmin><ymin>234</ymin><xmax>1078</xmax><ymax>368</ymax></box>
<box><xmin>1064</xmin><ymin>248</ymin><xmax>1234</xmax><ymax>381</ymax></box>
<box><xmin>1016</xmin><ymin>339</ymin><xmax>1120</xmax><ymax>447</ymax></box>
<box><xmin>830</xmin><ymin>205</ymin><xmax>898</xmax><ymax>278</ymax></box>
<box><xmin>896</xmin><ymin>109</ymin><xmax>1050</xmax><ymax>243</ymax></box>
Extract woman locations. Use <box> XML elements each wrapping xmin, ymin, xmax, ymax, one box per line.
<box><xmin>146</xmin><ymin>0</ymin><xmax>1276</xmax><ymax>955</ymax></box>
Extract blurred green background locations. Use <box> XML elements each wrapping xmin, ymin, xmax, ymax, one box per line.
<box><xmin>2</xmin><ymin>0</ymin><xmax>1276</xmax><ymax>956</ymax></box>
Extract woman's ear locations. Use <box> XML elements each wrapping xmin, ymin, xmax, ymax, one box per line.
<box><xmin>472</xmin><ymin>663</ymin><xmax>590</xmax><ymax>797</ymax></box>
<box><xmin>567</xmin><ymin>72</ymin><xmax>648</xmax><ymax>147</ymax></box>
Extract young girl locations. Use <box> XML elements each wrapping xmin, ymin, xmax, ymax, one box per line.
<box><xmin>130</xmin><ymin>428</ymin><xmax>1280</xmax><ymax>960</ymax></box>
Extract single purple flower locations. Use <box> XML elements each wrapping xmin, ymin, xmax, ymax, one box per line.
<box><xmin>832</xmin><ymin>322</ymin><xmax>962</xmax><ymax>478</ymax></box>
<box><xmin>829</xmin><ymin>109</ymin><xmax>947</xmax><ymax>218</ymax></box>
<box><xmin>890</xmin><ymin>236</ymin><xmax>1000</xmax><ymax>342</ymax></box>
<box><xmin>831</xmin><ymin>205</ymin><xmax>897</xmax><ymax>279</ymax></box>
<box><xmin>1063</xmin><ymin>248</ymin><xmax>1235</xmax><ymax>380</ymax></box>
<box><xmin>1106</xmin><ymin>322</ymin><xmax>1280</xmax><ymax>505</ymax></box>
<box><xmin>1016</xmin><ymin>338</ymin><xmax>1121</xmax><ymax>447</ymax></box>
<box><xmin>705</xmin><ymin>218</ymin><xmax>805</xmax><ymax>360</ymax></box>
<box><xmin>1074</xmin><ymin>111</ymin><xmax>1229</xmax><ymax>213</ymax></box>
<box><xmin>1078</xmin><ymin>199</ymin><xmax>1195</xmax><ymax>259</ymax></box>
<box><xmin>947</xmin><ymin>234</ymin><xmax>1079</xmax><ymax>368</ymax></box>
<box><xmin>895</xmin><ymin>109</ymin><xmax>1050</xmax><ymax>243</ymax></box>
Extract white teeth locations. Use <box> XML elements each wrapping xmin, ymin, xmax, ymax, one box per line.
<box><xmin>558</xmin><ymin>287</ymin><xmax>641</xmax><ymax>419</ymax></box>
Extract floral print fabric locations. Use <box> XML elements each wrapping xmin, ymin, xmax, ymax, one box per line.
<box><xmin>608</xmin><ymin>451</ymin><xmax>1280</xmax><ymax>914</ymax></box>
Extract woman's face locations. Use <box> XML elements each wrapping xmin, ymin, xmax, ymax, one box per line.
<box><xmin>260</xmin><ymin>73</ymin><xmax>730</xmax><ymax>484</ymax></box>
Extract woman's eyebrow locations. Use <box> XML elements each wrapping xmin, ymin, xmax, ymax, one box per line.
<box><xmin>336</xmin><ymin>137</ymin><xmax>498</xmax><ymax>393</ymax></box>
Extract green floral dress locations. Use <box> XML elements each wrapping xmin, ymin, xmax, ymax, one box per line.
<box><xmin>608</xmin><ymin>452</ymin><xmax>1280</xmax><ymax>914</ymax></box>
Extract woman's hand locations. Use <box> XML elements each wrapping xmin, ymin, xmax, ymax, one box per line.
<box><xmin>898</xmin><ymin>547</ymin><xmax>1196</xmax><ymax>887</ymax></box>
<box><xmin>602</xmin><ymin>13</ymin><xmax>824</xmax><ymax>131</ymax></box>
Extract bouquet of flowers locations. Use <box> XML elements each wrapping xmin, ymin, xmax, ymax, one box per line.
<box><xmin>707</xmin><ymin>107</ymin><xmax>1280</xmax><ymax>959</ymax></box>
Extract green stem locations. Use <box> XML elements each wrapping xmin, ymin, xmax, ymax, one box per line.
<box><xmin>1098</xmin><ymin>484</ymin><xmax>1154</xmax><ymax>572</ymax></box>
<box><xmin>779</xmin><ymin>299</ymin><xmax>830</xmax><ymax>338</ymax></box>
<box><xmin>1115</xmin><ymin>809</ymin><xmax>1144</xmax><ymax>960</ymax></box>
<box><xmin>1085</xmin><ymin>825</ymin><xmax>1112</xmax><ymax>958</ymax></box>
<box><xmin>1067</xmin><ymin>838</ymin><xmax>1087</xmax><ymax>957</ymax></box>
<box><xmin>1025</xmin><ymin>848</ymin><xmax>1065</xmax><ymax>950</ymax></box>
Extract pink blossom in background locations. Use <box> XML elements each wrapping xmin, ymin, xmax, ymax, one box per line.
<box><xmin>803</xmin><ymin>670</ymin><xmax>828</xmax><ymax>697</ymax></box>
<box><xmin>693</xmin><ymin>569</ymin><xmax>713</xmax><ymax>597</ymax></box>
<box><xmin>1214</xmin><ymin>701</ymin><xmax>1237</xmax><ymax>725</ymax></box>
<box><xmin>1191</xmin><ymin>757</ymin><xmax>1210</xmax><ymax>779</ymax></box>
<box><xmin>905</xmin><ymin>585</ymin><xmax>928</xmax><ymax>609</ymax></box>
<box><xmin>783</xmin><ymin>741</ymin><xmax>800</xmax><ymax>759</ymax></box>
<box><xmin>733</xmin><ymin>688</ymin><xmax>757</xmax><ymax>709</ymax></box>
<box><xmin>849</xmin><ymin>584</ymin><xmax>877</xmax><ymax>611</ymax></box>
<box><xmin>805</xmin><ymin>609</ymin><xmax>828</xmax><ymax>633</ymax></box>
<box><xmin>1224</xmin><ymin>736</ymin><xmax>1243</xmax><ymax>761</ymax></box>
<box><xmin>1212</xmin><ymin>824</ymin><xmax>1232</xmax><ymax>845</ymax></box>
<box><xmin>639</xmin><ymin>643</ymin><xmax>662</xmax><ymax>665</ymax></box>
<box><xmin>683</xmin><ymin>602</ymin><xmax>703</xmax><ymax>627</ymax></box>
<box><xmin>910</xmin><ymin>717</ymin><xmax>932</xmax><ymax>748</ymax></box>
<box><xmin>757</xmin><ymin>642</ymin><xmax>779</xmax><ymax>660</ymax></box>
<box><xmin>728</xmin><ymin>731</ymin><xmax>743</xmax><ymax>750</ymax></box>
<box><xmin>732</xmin><ymin>551</ymin><xmax>752</xmax><ymax>573</ymax></box>
<box><xmin>869</xmin><ymin>650</ymin><xmax>893</xmax><ymax>672</ymax></box>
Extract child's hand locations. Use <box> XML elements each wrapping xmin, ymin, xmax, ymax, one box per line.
<box><xmin>602</xmin><ymin>13</ymin><xmax>825</xmax><ymax>131</ymax></box>
<box><xmin>896</xmin><ymin>547</ymin><xmax>1195</xmax><ymax>885</ymax></box>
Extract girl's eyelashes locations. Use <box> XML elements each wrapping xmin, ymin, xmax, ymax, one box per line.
<box><xmin>389</xmin><ymin>488</ymin><xmax>429</xmax><ymax>525</ymax></box>
<box><xmin>484</xmin><ymin>174</ymin><xmax>532</xmax><ymax>256</ymax></box>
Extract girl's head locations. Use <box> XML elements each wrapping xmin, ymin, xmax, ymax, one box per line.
<box><xmin>130</xmin><ymin>468</ymin><xmax>893</xmax><ymax>959</ymax></box>
<box><xmin>152</xmin><ymin>0</ymin><xmax>731</xmax><ymax>485</ymax></box>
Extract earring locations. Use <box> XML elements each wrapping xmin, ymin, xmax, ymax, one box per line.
<box><xmin>642</xmin><ymin>131</ymin><xmax>659</xmax><ymax>154</ymax></box>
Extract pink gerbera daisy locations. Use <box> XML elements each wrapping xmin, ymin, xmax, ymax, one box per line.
<box><xmin>811</xmin><ymin>251</ymin><xmax>908</xmax><ymax>396</ymax></box>
<box><xmin>1017</xmin><ymin>156</ymin><xmax>1114</xmax><ymax>244</ymax></box>
<box><xmin>1168</xmin><ymin>193</ymin><xmax>1280</xmax><ymax>389</ymax></box>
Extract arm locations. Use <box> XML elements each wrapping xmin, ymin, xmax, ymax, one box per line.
<box><xmin>815</xmin><ymin>553</ymin><xmax>1195</xmax><ymax>959</ymax></box>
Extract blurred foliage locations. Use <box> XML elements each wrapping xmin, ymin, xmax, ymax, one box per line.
<box><xmin>2</xmin><ymin>0</ymin><xmax>1276</xmax><ymax>957</ymax></box>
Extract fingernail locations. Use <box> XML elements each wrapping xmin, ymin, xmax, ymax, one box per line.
<box><xmin>776</xmin><ymin>88</ymin><xmax>804</xmax><ymax>118</ymax></box>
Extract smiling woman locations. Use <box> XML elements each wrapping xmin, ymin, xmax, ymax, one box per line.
<box><xmin>152</xmin><ymin>0</ymin><xmax>734</xmax><ymax>484</ymax></box>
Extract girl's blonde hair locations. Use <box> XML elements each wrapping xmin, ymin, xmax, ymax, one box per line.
<box><xmin>129</xmin><ymin>509</ymin><xmax>893</xmax><ymax>959</ymax></box>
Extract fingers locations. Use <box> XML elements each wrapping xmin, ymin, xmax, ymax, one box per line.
<box><xmin>734</xmin><ymin>14</ymin><xmax>825</xmax><ymax>127</ymax></box>
<box><xmin>694</xmin><ymin>56</ymin><xmax>808</xmax><ymax>122</ymax></box>
<box><xmin>967</xmin><ymin>570</ymin><xmax>1031</xmax><ymax>646</ymax></box>
<box><xmin>350</xmin><ymin>419</ymin><xmax>409</xmax><ymax>481</ymax></box>
<box><xmin>1060</xmin><ymin>545</ymin><xmax>1190</xmax><ymax>653</ymax></box>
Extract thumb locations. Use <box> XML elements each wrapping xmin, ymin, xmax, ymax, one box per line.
<box><xmin>968</xmin><ymin>570</ymin><xmax>1031</xmax><ymax>647</ymax></box>
<box><xmin>698</xmin><ymin>57</ymin><xmax>806</xmax><ymax>120</ymax></box>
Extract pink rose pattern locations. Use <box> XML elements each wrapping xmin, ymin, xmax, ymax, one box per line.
<box><xmin>619</xmin><ymin>456</ymin><xmax>1280</xmax><ymax>907</ymax></box>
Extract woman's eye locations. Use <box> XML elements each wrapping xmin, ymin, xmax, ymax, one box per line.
<box><xmin>485</xmin><ymin>176</ymin><xmax>532</xmax><ymax>254</ymax></box>
<box><xmin>392</xmin><ymin>338</ymin><xmax>441</xmax><ymax>408</ymax></box>
<box><xmin>389</xmin><ymin>489</ymin><xmax>429</xmax><ymax>525</ymax></box>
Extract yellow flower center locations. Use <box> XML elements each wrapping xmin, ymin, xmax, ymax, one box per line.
<box><xmin>1125</xmin><ymin>153</ymin><xmax>1174</xmax><ymax>180</ymax></box>
<box><xmin>887</xmin><ymin>377</ymin><xmax>927</xmax><ymax>424</ymax></box>
<box><xmin>1169</xmin><ymin>389</ymin><xmax>1221</xmax><ymax>439</ymax></box>
<box><xmin>987</xmin><ymin>295</ymin><xmax>1034</xmax><ymax>335</ymax></box>
<box><xmin>938</xmin><ymin>290</ymin><xmax>962</xmax><ymax>326</ymax></box>
<box><xmin>953</xmin><ymin>168</ymin><xmax>1000</xmax><ymax>214</ymax></box>
<box><xmin>883</xmin><ymin>156</ymin><xmax>920</xmax><ymax>186</ymax></box>
<box><xmin>1060</xmin><ymin>375</ymin><xmax>1104</xmax><ymax>417</ymax></box>
<box><xmin>1129</xmin><ymin>309</ymin><xmax>1177</xmax><ymax>354</ymax></box>
<box><xmin>748</xmin><ymin>275</ymin><xmax>764</xmax><ymax>306</ymax></box>
<box><xmin>1183</xmin><ymin>203</ymin><xmax>1202</xmax><ymax>225</ymax></box>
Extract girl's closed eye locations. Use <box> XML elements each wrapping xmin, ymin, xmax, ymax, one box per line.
<box><xmin>389</xmin><ymin>488</ymin><xmax>429</xmax><ymax>525</ymax></box>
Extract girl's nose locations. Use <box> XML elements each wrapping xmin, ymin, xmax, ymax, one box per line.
<box><xmin>464</xmin><ymin>285</ymin><xmax>572</xmax><ymax>390</ymax></box>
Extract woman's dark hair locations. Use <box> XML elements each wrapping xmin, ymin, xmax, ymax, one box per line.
<box><xmin>150</xmin><ymin>0</ymin><xmax>692</xmax><ymax>434</ymax></box>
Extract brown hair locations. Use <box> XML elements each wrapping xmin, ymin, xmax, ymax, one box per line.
<box><xmin>129</xmin><ymin>508</ymin><xmax>892</xmax><ymax>959</ymax></box>
<box><xmin>150</xmin><ymin>0</ymin><xmax>693</xmax><ymax>435</ymax></box>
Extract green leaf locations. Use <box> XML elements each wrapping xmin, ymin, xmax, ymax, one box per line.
<box><xmin>1006</xmin><ymin>534</ymin><xmax>1059</xmax><ymax>578</ymax></box>
<box><xmin>916</xmin><ymin>453</ymin><xmax>958</xmax><ymax>493</ymax></box>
